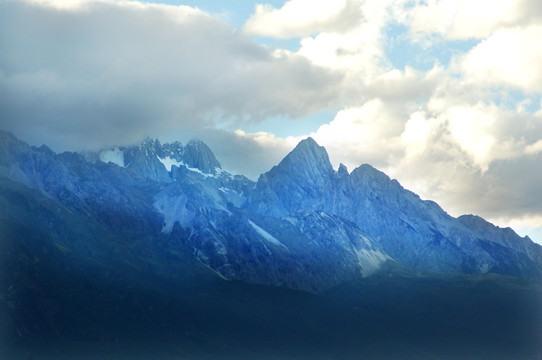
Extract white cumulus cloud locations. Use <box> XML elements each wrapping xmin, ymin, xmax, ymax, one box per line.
<box><xmin>458</xmin><ymin>25</ymin><xmax>542</xmax><ymax>92</ymax></box>
<box><xmin>244</xmin><ymin>0</ymin><xmax>363</xmax><ymax>38</ymax></box>
<box><xmin>407</xmin><ymin>0</ymin><xmax>542</xmax><ymax>40</ymax></box>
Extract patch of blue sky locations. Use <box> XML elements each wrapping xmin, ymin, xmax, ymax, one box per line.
<box><xmin>491</xmin><ymin>89</ymin><xmax>541</xmax><ymax>113</ymax></box>
<box><xmin>242</xmin><ymin>109</ymin><xmax>337</xmax><ymax>137</ymax></box>
<box><xmin>140</xmin><ymin>0</ymin><xmax>286</xmax><ymax>29</ymax></box>
<box><xmin>385</xmin><ymin>23</ymin><xmax>478</xmax><ymax>71</ymax></box>
<box><xmin>135</xmin><ymin>1</ymin><xmax>300</xmax><ymax>51</ymax></box>
<box><xmin>385</xmin><ymin>24</ymin><xmax>427</xmax><ymax>70</ymax></box>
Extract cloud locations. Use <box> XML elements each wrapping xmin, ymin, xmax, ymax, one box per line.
<box><xmin>0</xmin><ymin>0</ymin><xmax>344</xmax><ymax>151</ymax></box>
<box><xmin>244</xmin><ymin>0</ymin><xmax>363</xmax><ymax>38</ymax></box>
<box><xmin>245</xmin><ymin>0</ymin><xmax>400</xmax><ymax>86</ymax></box>
<box><xmin>443</xmin><ymin>104</ymin><xmax>518</xmax><ymax>171</ymax></box>
<box><xmin>458</xmin><ymin>25</ymin><xmax>542</xmax><ymax>92</ymax></box>
<box><xmin>407</xmin><ymin>0</ymin><xmax>542</xmax><ymax>40</ymax></box>
<box><xmin>364</xmin><ymin>65</ymin><xmax>443</xmax><ymax>101</ymax></box>
<box><xmin>193</xmin><ymin>128</ymin><xmax>301</xmax><ymax>180</ymax></box>
<box><xmin>526</xmin><ymin>139</ymin><xmax>542</xmax><ymax>155</ymax></box>
<box><xmin>310</xmin><ymin>98</ymin><xmax>407</xmax><ymax>170</ymax></box>
<box><xmin>295</xmin><ymin>0</ymin><xmax>393</xmax><ymax>78</ymax></box>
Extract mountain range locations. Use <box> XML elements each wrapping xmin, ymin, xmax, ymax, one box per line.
<box><xmin>1</xmin><ymin>130</ymin><xmax>542</xmax><ymax>359</ymax></box>
<box><xmin>1</xmin><ymin>131</ymin><xmax>541</xmax><ymax>292</ymax></box>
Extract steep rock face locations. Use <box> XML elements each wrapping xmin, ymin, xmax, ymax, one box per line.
<box><xmin>166</xmin><ymin>207</ymin><xmax>391</xmax><ymax>292</ymax></box>
<box><xmin>122</xmin><ymin>137</ymin><xmax>171</xmax><ymax>182</ymax></box>
<box><xmin>149</xmin><ymin>140</ymin><xmax>389</xmax><ymax>291</ymax></box>
<box><xmin>335</xmin><ymin>164</ymin><xmax>469</xmax><ymax>272</ymax></box>
<box><xmin>457</xmin><ymin>214</ymin><xmax>541</xmax><ymax>261</ymax></box>
<box><xmin>248</xmin><ymin>137</ymin><xmax>335</xmax><ymax>217</ymax></box>
<box><xmin>182</xmin><ymin>139</ymin><xmax>222</xmax><ymax>175</ymax></box>
<box><xmin>456</xmin><ymin>215</ymin><xmax>542</xmax><ymax>276</ymax></box>
<box><xmin>0</xmin><ymin>132</ymin><xmax>163</xmax><ymax>236</ymax></box>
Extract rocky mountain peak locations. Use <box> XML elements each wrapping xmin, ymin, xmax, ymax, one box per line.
<box><xmin>338</xmin><ymin>163</ymin><xmax>349</xmax><ymax>178</ymax></box>
<box><xmin>350</xmin><ymin>163</ymin><xmax>395</xmax><ymax>188</ymax></box>
<box><xmin>248</xmin><ymin>138</ymin><xmax>335</xmax><ymax>218</ymax></box>
<box><xmin>139</xmin><ymin>136</ymin><xmax>161</xmax><ymax>151</ymax></box>
<box><xmin>275</xmin><ymin>137</ymin><xmax>333</xmax><ymax>177</ymax></box>
<box><xmin>183</xmin><ymin>139</ymin><xmax>222</xmax><ymax>174</ymax></box>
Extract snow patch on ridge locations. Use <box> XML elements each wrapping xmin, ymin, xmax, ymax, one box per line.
<box><xmin>248</xmin><ymin>220</ymin><xmax>289</xmax><ymax>250</ymax></box>
<box><xmin>185</xmin><ymin>165</ymin><xmax>215</xmax><ymax>178</ymax></box>
<box><xmin>157</xmin><ymin>155</ymin><xmax>218</xmax><ymax>178</ymax></box>
<box><xmin>157</xmin><ymin>155</ymin><xmax>182</xmax><ymax>172</ymax></box>
<box><xmin>99</xmin><ymin>148</ymin><xmax>125</xmax><ymax>167</ymax></box>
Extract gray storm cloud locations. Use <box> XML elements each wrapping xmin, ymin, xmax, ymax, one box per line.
<box><xmin>0</xmin><ymin>0</ymin><xmax>343</xmax><ymax>151</ymax></box>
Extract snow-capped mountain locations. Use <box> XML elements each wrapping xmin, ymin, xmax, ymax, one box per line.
<box><xmin>1</xmin><ymin>130</ymin><xmax>541</xmax><ymax>293</ymax></box>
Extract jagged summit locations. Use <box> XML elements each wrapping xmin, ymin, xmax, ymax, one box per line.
<box><xmin>93</xmin><ymin>136</ymin><xmax>223</xmax><ymax>180</ymax></box>
<box><xmin>248</xmin><ymin>138</ymin><xmax>335</xmax><ymax>218</ymax></box>
<box><xmin>291</xmin><ymin>136</ymin><xmax>320</xmax><ymax>152</ymax></box>
<box><xmin>337</xmin><ymin>163</ymin><xmax>349</xmax><ymax>178</ymax></box>
<box><xmin>276</xmin><ymin>137</ymin><xmax>333</xmax><ymax>175</ymax></box>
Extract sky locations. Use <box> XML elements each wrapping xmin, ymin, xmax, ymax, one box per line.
<box><xmin>1</xmin><ymin>0</ymin><xmax>542</xmax><ymax>244</ymax></box>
